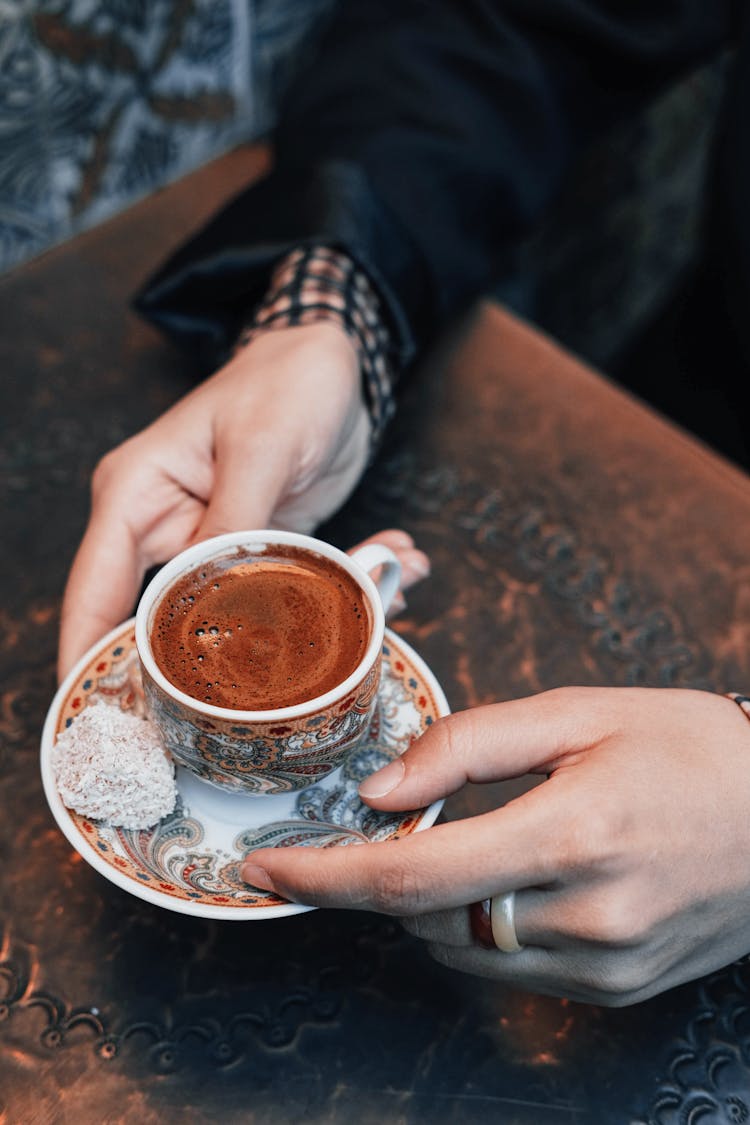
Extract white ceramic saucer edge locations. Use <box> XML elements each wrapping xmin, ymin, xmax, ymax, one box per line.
<box><xmin>41</xmin><ymin>619</ymin><xmax>450</xmax><ymax>921</ymax></box>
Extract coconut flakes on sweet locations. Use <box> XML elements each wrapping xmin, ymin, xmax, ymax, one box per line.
<box><xmin>52</xmin><ymin>699</ymin><xmax>177</xmax><ymax>829</ymax></box>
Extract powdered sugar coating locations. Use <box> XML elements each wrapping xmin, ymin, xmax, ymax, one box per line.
<box><xmin>52</xmin><ymin>700</ymin><xmax>177</xmax><ymax>829</ymax></box>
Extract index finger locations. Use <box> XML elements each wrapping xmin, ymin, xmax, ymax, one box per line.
<box><xmin>58</xmin><ymin>508</ymin><xmax>141</xmax><ymax>682</ymax></box>
<box><xmin>357</xmin><ymin>689</ymin><xmax>612</xmax><ymax>811</ymax></box>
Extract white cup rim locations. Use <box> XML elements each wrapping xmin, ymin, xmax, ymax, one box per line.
<box><xmin>134</xmin><ymin>530</ymin><xmax>386</xmax><ymax>722</ymax></box>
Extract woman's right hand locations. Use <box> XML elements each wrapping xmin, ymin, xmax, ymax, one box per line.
<box><xmin>58</xmin><ymin>322</ymin><xmax>372</xmax><ymax>681</ymax></box>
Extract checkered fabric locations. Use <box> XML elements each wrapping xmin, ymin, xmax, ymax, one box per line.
<box><xmin>236</xmin><ymin>246</ymin><xmax>397</xmax><ymax>454</ymax></box>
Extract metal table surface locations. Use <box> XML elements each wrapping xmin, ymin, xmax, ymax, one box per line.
<box><xmin>2</xmin><ymin>146</ymin><xmax>750</xmax><ymax>1125</ymax></box>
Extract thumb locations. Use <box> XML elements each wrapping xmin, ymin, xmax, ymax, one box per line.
<box><xmin>358</xmin><ymin>688</ymin><xmax>609</xmax><ymax>810</ymax></box>
<box><xmin>192</xmin><ymin>426</ymin><xmax>294</xmax><ymax>542</ymax></box>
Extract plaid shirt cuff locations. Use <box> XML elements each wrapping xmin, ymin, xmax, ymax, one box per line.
<box><xmin>235</xmin><ymin>247</ymin><xmax>397</xmax><ymax>454</ymax></box>
<box><xmin>727</xmin><ymin>693</ymin><xmax>750</xmax><ymax>720</ymax></box>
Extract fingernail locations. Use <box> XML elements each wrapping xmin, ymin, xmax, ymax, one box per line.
<box><xmin>402</xmin><ymin>554</ymin><xmax>431</xmax><ymax>587</ymax></box>
<box><xmin>388</xmin><ymin>591</ymin><xmax>407</xmax><ymax>618</ymax></box>
<box><xmin>241</xmin><ymin>863</ymin><xmax>276</xmax><ymax>891</ymax></box>
<box><xmin>359</xmin><ymin>757</ymin><xmax>405</xmax><ymax>799</ymax></box>
<box><xmin>386</xmin><ymin>530</ymin><xmax>414</xmax><ymax>548</ymax></box>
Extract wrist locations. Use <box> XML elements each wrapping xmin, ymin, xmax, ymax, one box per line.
<box><xmin>237</xmin><ymin>246</ymin><xmax>397</xmax><ymax>455</ymax></box>
<box><xmin>233</xmin><ymin>319</ymin><xmax>359</xmax><ymax>381</ymax></box>
<box><xmin>235</xmin><ymin>314</ymin><xmax>358</xmax><ymax>367</ymax></box>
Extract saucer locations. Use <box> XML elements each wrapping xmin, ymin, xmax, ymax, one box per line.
<box><xmin>40</xmin><ymin>620</ymin><xmax>450</xmax><ymax>920</ymax></box>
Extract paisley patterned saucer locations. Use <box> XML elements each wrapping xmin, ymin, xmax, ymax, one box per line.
<box><xmin>41</xmin><ymin>620</ymin><xmax>450</xmax><ymax>920</ymax></box>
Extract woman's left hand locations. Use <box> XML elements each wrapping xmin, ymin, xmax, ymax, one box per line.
<box><xmin>241</xmin><ymin>687</ymin><xmax>750</xmax><ymax>1006</ymax></box>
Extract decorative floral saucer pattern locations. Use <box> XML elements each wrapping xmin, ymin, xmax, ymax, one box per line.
<box><xmin>40</xmin><ymin>620</ymin><xmax>450</xmax><ymax>920</ymax></box>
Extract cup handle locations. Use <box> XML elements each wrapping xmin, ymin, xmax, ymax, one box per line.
<box><xmin>349</xmin><ymin>544</ymin><xmax>402</xmax><ymax>614</ymax></box>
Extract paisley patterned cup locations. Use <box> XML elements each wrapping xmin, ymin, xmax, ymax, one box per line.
<box><xmin>135</xmin><ymin>531</ymin><xmax>401</xmax><ymax>796</ymax></box>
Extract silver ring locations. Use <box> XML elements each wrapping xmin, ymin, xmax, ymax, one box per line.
<box><xmin>490</xmin><ymin>891</ymin><xmax>524</xmax><ymax>953</ymax></box>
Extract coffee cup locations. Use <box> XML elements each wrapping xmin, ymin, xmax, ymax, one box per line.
<box><xmin>134</xmin><ymin>531</ymin><xmax>401</xmax><ymax>796</ymax></box>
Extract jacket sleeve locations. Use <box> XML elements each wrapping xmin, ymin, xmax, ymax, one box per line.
<box><xmin>134</xmin><ymin>0</ymin><xmax>735</xmax><ymax>369</ymax></box>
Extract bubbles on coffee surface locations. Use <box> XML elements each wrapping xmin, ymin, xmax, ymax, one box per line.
<box><xmin>150</xmin><ymin>547</ymin><xmax>370</xmax><ymax>710</ymax></box>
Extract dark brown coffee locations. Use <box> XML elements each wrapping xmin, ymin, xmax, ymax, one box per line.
<box><xmin>150</xmin><ymin>546</ymin><xmax>371</xmax><ymax>710</ymax></box>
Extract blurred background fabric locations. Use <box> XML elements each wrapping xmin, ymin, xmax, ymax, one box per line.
<box><xmin>0</xmin><ymin>0</ymin><xmax>333</xmax><ymax>273</ymax></box>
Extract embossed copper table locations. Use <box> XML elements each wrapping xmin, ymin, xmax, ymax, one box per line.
<box><xmin>2</xmin><ymin>146</ymin><xmax>750</xmax><ymax>1124</ymax></box>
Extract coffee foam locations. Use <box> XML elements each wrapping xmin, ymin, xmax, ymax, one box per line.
<box><xmin>150</xmin><ymin>548</ymin><xmax>370</xmax><ymax>710</ymax></box>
